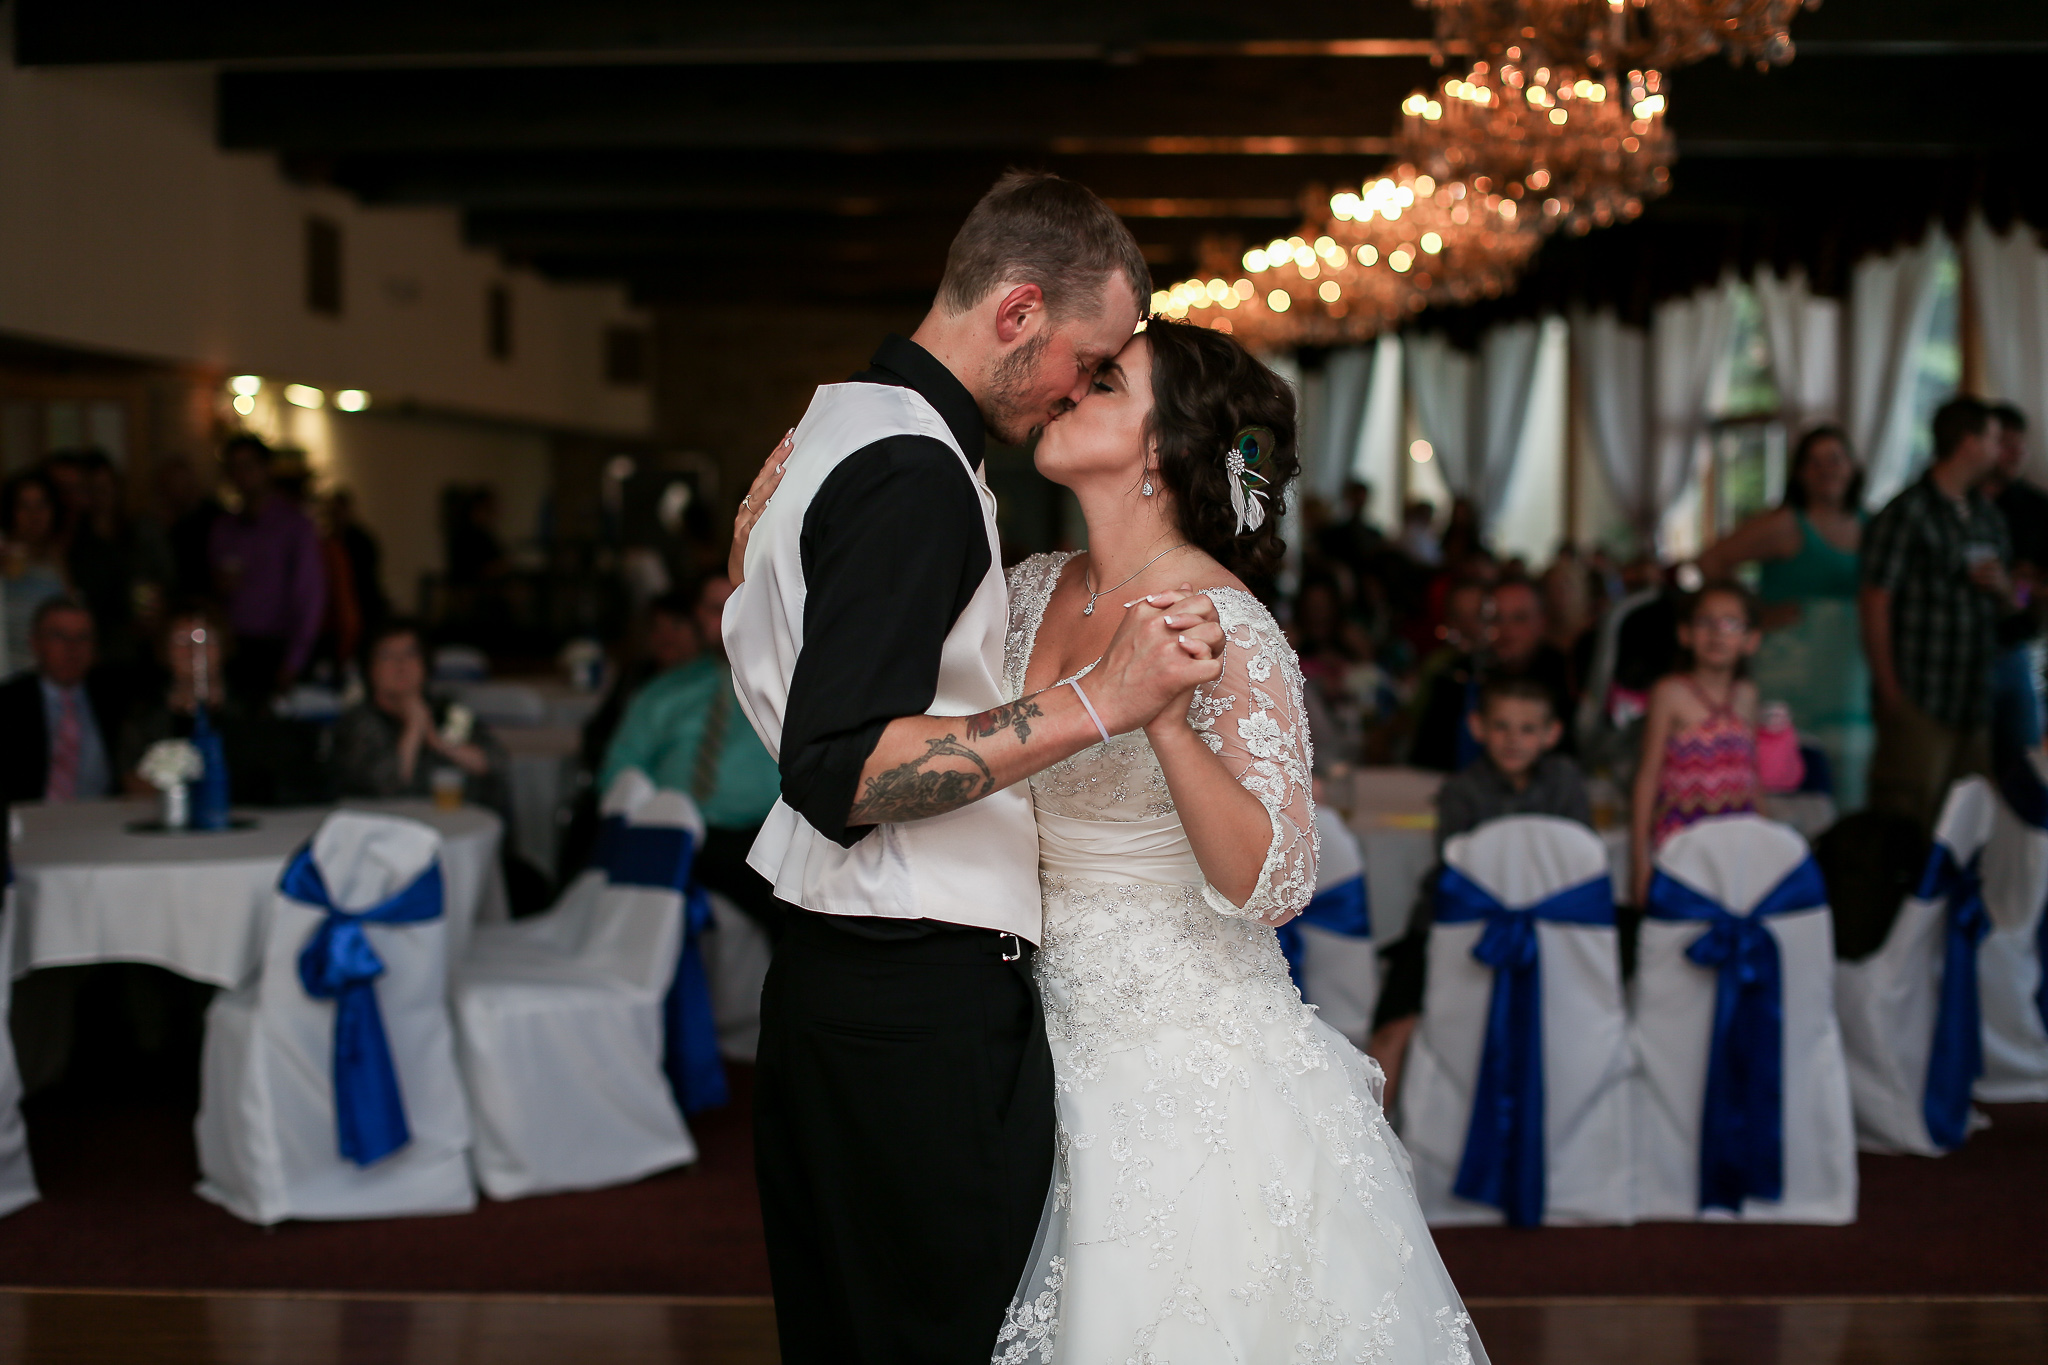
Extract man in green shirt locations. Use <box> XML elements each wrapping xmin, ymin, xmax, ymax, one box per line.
<box><xmin>601</xmin><ymin>574</ymin><xmax>785</xmax><ymax>935</ymax></box>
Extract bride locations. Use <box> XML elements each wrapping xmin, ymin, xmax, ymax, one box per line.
<box><xmin>993</xmin><ymin>319</ymin><xmax>1483</xmax><ymax>1365</ymax></box>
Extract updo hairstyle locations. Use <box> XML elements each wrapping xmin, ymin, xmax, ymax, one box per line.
<box><xmin>1142</xmin><ymin>319</ymin><xmax>1301</xmax><ymax>578</ymax></box>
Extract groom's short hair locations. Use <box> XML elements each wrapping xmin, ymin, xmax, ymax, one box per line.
<box><xmin>936</xmin><ymin>171</ymin><xmax>1150</xmax><ymax>323</ymax></box>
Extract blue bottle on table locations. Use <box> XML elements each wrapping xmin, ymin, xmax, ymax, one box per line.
<box><xmin>189</xmin><ymin>704</ymin><xmax>232</xmax><ymax>831</ymax></box>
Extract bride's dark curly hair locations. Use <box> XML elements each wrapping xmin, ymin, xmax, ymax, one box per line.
<box><xmin>1143</xmin><ymin>319</ymin><xmax>1300</xmax><ymax>578</ymax></box>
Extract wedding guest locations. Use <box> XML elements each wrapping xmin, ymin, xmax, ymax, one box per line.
<box><xmin>326</xmin><ymin>489</ymin><xmax>389</xmax><ymax>635</ymax></box>
<box><xmin>1698</xmin><ymin>425</ymin><xmax>1872</xmax><ymax>807</ymax></box>
<box><xmin>1404</xmin><ymin>577</ymin><xmax>1487</xmax><ymax>770</ymax></box>
<box><xmin>1630</xmin><ymin>582</ymin><xmax>1763</xmax><ymax>905</ymax></box>
<box><xmin>601</xmin><ymin>573</ymin><xmax>784</xmax><ymax>936</ymax></box>
<box><xmin>150</xmin><ymin>454</ymin><xmax>224</xmax><ymax>603</ymax></box>
<box><xmin>2</xmin><ymin>472</ymin><xmax>72</xmax><ymax>677</ymax></box>
<box><xmin>330</xmin><ymin>620</ymin><xmax>507</xmax><ymax>811</ymax></box>
<box><xmin>1370</xmin><ymin>673</ymin><xmax>1592</xmax><ymax>1101</ymax></box>
<box><xmin>1860</xmin><ymin>397</ymin><xmax>2025</xmax><ymax>831</ymax></box>
<box><xmin>0</xmin><ymin>597</ymin><xmax>124</xmax><ymax>803</ymax></box>
<box><xmin>62</xmin><ymin>450</ymin><xmax>162</xmax><ymax>676</ymax></box>
<box><xmin>208</xmin><ymin>436</ymin><xmax>325</xmax><ymax>701</ymax></box>
<box><xmin>118</xmin><ymin>608</ymin><xmax>311</xmax><ymax>805</ymax></box>
<box><xmin>1982</xmin><ymin>402</ymin><xmax>2046</xmax><ymax>755</ymax></box>
<box><xmin>1411</xmin><ymin>576</ymin><xmax>1570</xmax><ymax>769</ymax></box>
<box><xmin>581</xmin><ymin>589</ymin><xmax>701</xmax><ymax>771</ymax></box>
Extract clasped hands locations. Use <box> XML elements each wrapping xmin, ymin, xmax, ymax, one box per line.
<box><xmin>1088</xmin><ymin>584</ymin><xmax>1226</xmax><ymax>742</ymax></box>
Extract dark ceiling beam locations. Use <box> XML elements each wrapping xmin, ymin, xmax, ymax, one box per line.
<box><xmin>13</xmin><ymin>0</ymin><xmax>1433</xmax><ymax>66</ymax></box>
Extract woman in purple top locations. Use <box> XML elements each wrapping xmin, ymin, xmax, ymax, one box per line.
<box><xmin>207</xmin><ymin>436</ymin><xmax>325</xmax><ymax>700</ymax></box>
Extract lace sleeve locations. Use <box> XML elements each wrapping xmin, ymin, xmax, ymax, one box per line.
<box><xmin>1189</xmin><ymin>592</ymin><xmax>1318</xmax><ymax>925</ymax></box>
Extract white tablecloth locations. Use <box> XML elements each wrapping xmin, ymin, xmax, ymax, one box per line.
<box><xmin>9</xmin><ymin>799</ymin><xmax>507</xmax><ymax>989</ymax></box>
<box><xmin>497</xmin><ymin>725</ymin><xmax>581</xmax><ymax>879</ymax></box>
<box><xmin>1341</xmin><ymin>767</ymin><xmax>1834</xmax><ymax>941</ymax></box>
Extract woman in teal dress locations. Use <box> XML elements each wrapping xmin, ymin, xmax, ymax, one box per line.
<box><xmin>1699</xmin><ymin>425</ymin><xmax>1872</xmax><ymax>809</ymax></box>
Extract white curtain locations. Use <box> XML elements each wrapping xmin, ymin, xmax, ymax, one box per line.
<box><xmin>1491</xmin><ymin>316</ymin><xmax>1571</xmax><ymax>563</ymax></box>
<box><xmin>1306</xmin><ymin>346</ymin><xmax>1374</xmax><ymax>508</ymax></box>
<box><xmin>1849</xmin><ymin>231</ymin><xmax>1953</xmax><ymax>508</ymax></box>
<box><xmin>1569</xmin><ymin>307</ymin><xmax>1652</xmax><ymax>540</ymax></box>
<box><xmin>1967</xmin><ymin>216</ymin><xmax>2048</xmax><ymax>482</ymax></box>
<box><xmin>1404</xmin><ymin>322</ymin><xmax>1548</xmax><ymax>529</ymax></box>
<box><xmin>1753</xmin><ymin>266</ymin><xmax>1843</xmax><ymax>436</ymax></box>
<box><xmin>1651</xmin><ymin>275</ymin><xmax>1739</xmax><ymax>556</ymax></box>
<box><xmin>1404</xmin><ymin>332</ymin><xmax>1477</xmax><ymax>496</ymax></box>
<box><xmin>1354</xmin><ymin>332</ymin><xmax>1405</xmax><ymax>532</ymax></box>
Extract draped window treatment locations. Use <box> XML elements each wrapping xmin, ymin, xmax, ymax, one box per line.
<box><xmin>1967</xmin><ymin>217</ymin><xmax>2048</xmax><ymax>482</ymax></box>
<box><xmin>1752</xmin><ymin>267</ymin><xmax>1843</xmax><ymax>437</ymax></box>
<box><xmin>1404</xmin><ymin>320</ymin><xmax>1551</xmax><ymax>527</ymax></box>
<box><xmin>1355</xmin><ymin>332</ymin><xmax>1406</xmax><ymax>532</ymax></box>
<box><xmin>1650</xmin><ymin>276</ymin><xmax>1739</xmax><ymax>557</ymax></box>
<box><xmin>1849</xmin><ymin>231</ymin><xmax>1954</xmax><ymax>509</ymax></box>
<box><xmin>1569</xmin><ymin>306</ymin><xmax>1652</xmax><ymax>541</ymax></box>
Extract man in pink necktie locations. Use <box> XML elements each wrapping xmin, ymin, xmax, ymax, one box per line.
<box><xmin>0</xmin><ymin>598</ymin><xmax>115</xmax><ymax>803</ymax></box>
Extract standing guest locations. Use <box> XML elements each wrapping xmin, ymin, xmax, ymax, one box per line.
<box><xmin>208</xmin><ymin>436</ymin><xmax>325</xmax><ymax>701</ymax></box>
<box><xmin>1860</xmin><ymin>396</ymin><xmax>2025</xmax><ymax>831</ymax></box>
<box><xmin>1698</xmin><ymin>425</ymin><xmax>1873</xmax><ymax>807</ymax></box>
<box><xmin>1369</xmin><ymin>674</ymin><xmax>1592</xmax><ymax>1102</ymax></box>
<box><xmin>330</xmin><ymin>620</ymin><xmax>508</xmax><ymax>811</ymax></box>
<box><xmin>1</xmin><ymin>472</ymin><xmax>70</xmax><ymax>677</ymax></box>
<box><xmin>326</xmin><ymin>489</ymin><xmax>389</xmax><ymax>636</ymax></box>
<box><xmin>62</xmin><ymin>451</ymin><xmax>157</xmax><ymax>676</ymax></box>
<box><xmin>151</xmin><ymin>454</ymin><xmax>225</xmax><ymax>603</ymax></box>
<box><xmin>0</xmin><ymin>598</ymin><xmax>123</xmax><ymax>803</ymax></box>
<box><xmin>1630</xmin><ymin>582</ymin><xmax>1763</xmax><ymax>904</ymax></box>
<box><xmin>601</xmin><ymin>574</ymin><xmax>784</xmax><ymax>937</ymax></box>
<box><xmin>1315</xmin><ymin>479</ymin><xmax>1387</xmax><ymax>579</ymax></box>
<box><xmin>1982</xmin><ymin>402</ymin><xmax>2046</xmax><ymax>754</ymax></box>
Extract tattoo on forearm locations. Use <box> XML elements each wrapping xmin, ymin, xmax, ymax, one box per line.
<box><xmin>848</xmin><ymin>734</ymin><xmax>996</xmax><ymax>825</ymax></box>
<box><xmin>967</xmin><ymin>697</ymin><xmax>1045</xmax><ymax>746</ymax></box>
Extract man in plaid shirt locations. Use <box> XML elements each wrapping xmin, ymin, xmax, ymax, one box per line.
<box><xmin>1860</xmin><ymin>396</ymin><xmax>2023</xmax><ymax>830</ymax></box>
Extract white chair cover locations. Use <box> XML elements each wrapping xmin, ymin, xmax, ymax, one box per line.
<box><xmin>700</xmin><ymin>888</ymin><xmax>771</xmax><ymax>1062</ymax></box>
<box><xmin>1836</xmin><ymin>777</ymin><xmax>1994</xmax><ymax>1155</ymax></box>
<box><xmin>195</xmin><ymin>812</ymin><xmax>475</xmax><ymax>1224</ymax></box>
<box><xmin>453</xmin><ymin>770</ymin><xmax>698</xmax><ymax>1199</ymax></box>
<box><xmin>1977</xmin><ymin>763</ymin><xmax>2048</xmax><ymax>1101</ymax></box>
<box><xmin>0</xmin><ymin>885</ymin><xmax>39</xmax><ymax>1217</ymax></box>
<box><xmin>1399</xmin><ymin>815</ymin><xmax>1634</xmax><ymax>1226</ymax></box>
<box><xmin>1286</xmin><ymin>804</ymin><xmax>1379</xmax><ymax>1048</ymax></box>
<box><xmin>1632</xmin><ymin>815</ymin><xmax>1857</xmax><ymax>1223</ymax></box>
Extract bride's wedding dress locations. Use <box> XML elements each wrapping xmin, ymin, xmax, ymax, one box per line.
<box><xmin>993</xmin><ymin>553</ymin><xmax>1483</xmax><ymax>1365</ymax></box>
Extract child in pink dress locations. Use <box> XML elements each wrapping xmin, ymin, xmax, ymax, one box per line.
<box><xmin>1629</xmin><ymin>581</ymin><xmax>1765</xmax><ymax>904</ymax></box>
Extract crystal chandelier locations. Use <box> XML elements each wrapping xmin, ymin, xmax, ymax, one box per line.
<box><xmin>1415</xmin><ymin>0</ymin><xmax>1818</xmax><ymax>74</ymax></box>
<box><xmin>1152</xmin><ymin>165</ymin><xmax>1541</xmax><ymax>347</ymax></box>
<box><xmin>1397</xmin><ymin>59</ymin><xmax>1673</xmax><ymax>236</ymax></box>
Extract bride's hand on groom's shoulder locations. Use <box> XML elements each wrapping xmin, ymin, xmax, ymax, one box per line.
<box><xmin>1092</xmin><ymin>585</ymin><xmax>1225</xmax><ymax>736</ymax></box>
<box><xmin>727</xmin><ymin>429</ymin><xmax>794</xmax><ymax>583</ymax></box>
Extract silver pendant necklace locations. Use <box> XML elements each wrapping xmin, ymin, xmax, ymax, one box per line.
<box><xmin>1081</xmin><ymin>542</ymin><xmax>1190</xmax><ymax>616</ymax></box>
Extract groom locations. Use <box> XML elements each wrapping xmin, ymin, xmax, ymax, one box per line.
<box><xmin>723</xmin><ymin>172</ymin><xmax>1222</xmax><ymax>1363</ymax></box>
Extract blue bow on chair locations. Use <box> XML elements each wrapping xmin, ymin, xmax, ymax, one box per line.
<box><xmin>1647</xmin><ymin>856</ymin><xmax>1828</xmax><ymax>1212</ymax></box>
<box><xmin>1917</xmin><ymin>842</ymin><xmax>1991</xmax><ymax>1151</ymax></box>
<box><xmin>1276</xmin><ymin>874</ymin><xmax>1371</xmax><ymax>990</ymax></box>
<box><xmin>284</xmin><ymin>845</ymin><xmax>445</xmax><ymax>1167</ymax></box>
<box><xmin>598</xmin><ymin>815</ymin><xmax>729</xmax><ymax>1114</ymax></box>
<box><xmin>1990</xmin><ymin>747</ymin><xmax>2048</xmax><ymax>1044</ymax></box>
<box><xmin>1434</xmin><ymin>865</ymin><xmax>1614</xmax><ymax>1227</ymax></box>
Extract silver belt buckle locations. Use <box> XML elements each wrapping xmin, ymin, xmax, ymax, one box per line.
<box><xmin>999</xmin><ymin>932</ymin><xmax>1023</xmax><ymax>962</ymax></box>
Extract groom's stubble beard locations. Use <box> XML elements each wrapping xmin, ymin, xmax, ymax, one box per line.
<box><xmin>981</xmin><ymin>330</ymin><xmax>1057</xmax><ymax>446</ymax></box>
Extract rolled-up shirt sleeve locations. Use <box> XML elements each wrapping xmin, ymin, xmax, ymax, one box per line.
<box><xmin>778</xmin><ymin>438</ymin><xmax>990</xmax><ymax>847</ymax></box>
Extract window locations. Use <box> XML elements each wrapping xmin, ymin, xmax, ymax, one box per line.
<box><xmin>305</xmin><ymin>217</ymin><xmax>342</xmax><ymax>316</ymax></box>
<box><xmin>1665</xmin><ymin>280</ymin><xmax>1787</xmax><ymax>556</ymax></box>
<box><xmin>487</xmin><ymin>284</ymin><xmax>513</xmax><ymax>361</ymax></box>
<box><xmin>1902</xmin><ymin>250</ymin><xmax>1963</xmax><ymax>482</ymax></box>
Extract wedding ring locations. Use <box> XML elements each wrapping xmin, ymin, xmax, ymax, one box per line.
<box><xmin>741</xmin><ymin>495</ymin><xmax>753</xmax><ymax>510</ymax></box>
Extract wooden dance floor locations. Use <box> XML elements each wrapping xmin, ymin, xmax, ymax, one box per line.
<box><xmin>2</xmin><ymin>1289</ymin><xmax>2041</xmax><ymax>1364</ymax></box>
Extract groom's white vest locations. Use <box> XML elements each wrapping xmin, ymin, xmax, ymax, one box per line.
<box><xmin>722</xmin><ymin>381</ymin><xmax>1042</xmax><ymax>941</ymax></box>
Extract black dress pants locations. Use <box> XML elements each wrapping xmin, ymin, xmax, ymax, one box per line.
<box><xmin>755</xmin><ymin>911</ymin><xmax>1054</xmax><ymax>1365</ymax></box>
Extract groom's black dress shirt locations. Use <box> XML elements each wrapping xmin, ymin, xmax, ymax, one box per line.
<box><xmin>777</xmin><ymin>334</ymin><xmax>993</xmax><ymax>856</ymax></box>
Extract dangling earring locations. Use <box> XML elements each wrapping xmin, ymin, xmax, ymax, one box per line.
<box><xmin>1141</xmin><ymin>475</ymin><xmax>1155</xmax><ymax>497</ymax></box>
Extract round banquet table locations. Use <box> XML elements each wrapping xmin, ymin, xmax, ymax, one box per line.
<box><xmin>1341</xmin><ymin>767</ymin><xmax>1836</xmax><ymax>940</ymax></box>
<box><xmin>8</xmin><ymin>799</ymin><xmax>508</xmax><ymax>990</ymax></box>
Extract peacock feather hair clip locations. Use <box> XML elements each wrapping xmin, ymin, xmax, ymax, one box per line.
<box><xmin>1225</xmin><ymin>425</ymin><xmax>1275</xmax><ymax>536</ymax></box>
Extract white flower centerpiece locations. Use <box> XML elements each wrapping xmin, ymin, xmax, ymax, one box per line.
<box><xmin>440</xmin><ymin>702</ymin><xmax>475</xmax><ymax>746</ymax></box>
<box><xmin>137</xmin><ymin>738</ymin><xmax>204</xmax><ymax>830</ymax></box>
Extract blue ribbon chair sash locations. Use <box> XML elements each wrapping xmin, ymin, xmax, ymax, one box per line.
<box><xmin>596</xmin><ymin>814</ymin><xmax>730</xmax><ymax>1115</ymax></box>
<box><xmin>1647</xmin><ymin>856</ymin><xmax>1827</xmax><ymax>1212</ymax></box>
<box><xmin>1434</xmin><ymin>865</ymin><xmax>1614</xmax><ymax>1227</ymax></box>
<box><xmin>1277</xmin><ymin>875</ymin><xmax>1371</xmax><ymax>990</ymax></box>
<box><xmin>1915</xmin><ymin>844</ymin><xmax>1991</xmax><ymax>1151</ymax></box>
<box><xmin>284</xmin><ymin>845</ymin><xmax>445</xmax><ymax>1168</ymax></box>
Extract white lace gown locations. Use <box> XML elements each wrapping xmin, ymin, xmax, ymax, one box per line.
<box><xmin>994</xmin><ymin>554</ymin><xmax>1483</xmax><ymax>1365</ymax></box>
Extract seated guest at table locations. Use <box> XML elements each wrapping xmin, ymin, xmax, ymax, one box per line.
<box><xmin>0</xmin><ymin>597</ymin><xmax>125</xmax><ymax>804</ymax></box>
<box><xmin>2</xmin><ymin>470</ymin><xmax>71</xmax><ymax>677</ymax></box>
<box><xmin>600</xmin><ymin>573</ymin><xmax>784</xmax><ymax>938</ymax></box>
<box><xmin>330</xmin><ymin>619</ymin><xmax>509</xmax><ymax>815</ymax></box>
<box><xmin>1629</xmin><ymin>581</ymin><xmax>1763</xmax><ymax>906</ymax></box>
<box><xmin>1410</xmin><ymin>576</ymin><xmax>1573</xmax><ymax>770</ymax></box>
<box><xmin>118</xmin><ymin>607</ymin><xmax>321</xmax><ymax>806</ymax></box>
<box><xmin>580</xmin><ymin>588</ymin><xmax>700</xmax><ymax>774</ymax></box>
<box><xmin>1368</xmin><ymin>673</ymin><xmax>1592</xmax><ymax>1101</ymax></box>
